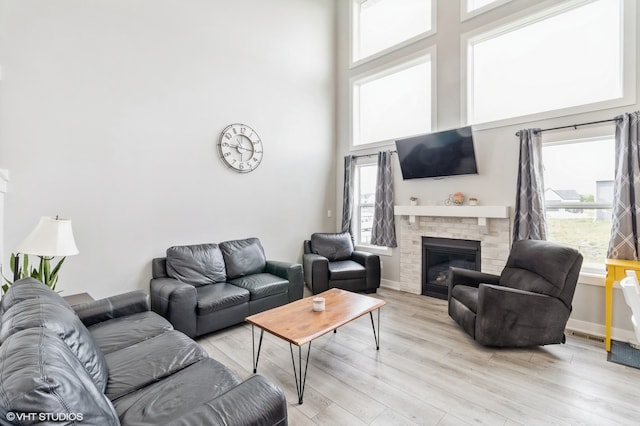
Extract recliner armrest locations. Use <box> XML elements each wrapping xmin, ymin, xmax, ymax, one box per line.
<box><xmin>74</xmin><ymin>290</ymin><xmax>150</xmax><ymax>327</ymax></box>
<box><xmin>449</xmin><ymin>267</ymin><xmax>500</xmax><ymax>290</ymax></box>
<box><xmin>303</xmin><ymin>253</ymin><xmax>329</xmax><ymax>294</ymax></box>
<box><xmin>150</xmin><ymin>277</ymin><xmax>198</xmax><ymax>337</ymax></box>
<box><xmin>265</xmin><ymin>260</ymin><xmax>304</xmax><ymax>301</ymax></box>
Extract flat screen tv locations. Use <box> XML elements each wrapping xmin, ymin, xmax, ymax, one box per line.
<box><xmin>395</xmin><ymin>126</ymin><xmax>478</xmax><ymax>180</ymax></box>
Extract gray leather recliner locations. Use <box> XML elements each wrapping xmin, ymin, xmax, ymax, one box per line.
<box><xmin>303</xmin><ymin>232</ymin><xmax>381</xmax><ymax>294</ymax></box>
<box><xmin>448</xmin><ymin>239</ymin><xmax>583</xmax><ymax>347</ymax></box>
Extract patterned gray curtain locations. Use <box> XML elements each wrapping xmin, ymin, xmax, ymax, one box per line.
<box><xmin>371</xmin><ymin>150</ymin><xmax>397</xmax><ymax>247</ymax></box>
<box><xmin>341</xmin><ymin>155</ymin><xmax>356</xmax><ymax>234</ymax></box>
<box><xmin>607</xmin><ymin>111</ymin><xmax>640</xmax><ymax>260</ymax></box>
<box><xmin>513</xmin><ymin>128</ymin><xmax>547</xmax><ymax>243</ymax></box>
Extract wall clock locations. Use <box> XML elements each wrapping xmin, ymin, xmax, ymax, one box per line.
<box><xmin>217</xmin><ymin>123</ymin><xmax>263</xmax><ymax>173</ymax></box>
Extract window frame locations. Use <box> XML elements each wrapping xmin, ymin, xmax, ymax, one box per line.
<box><xmin>350</xmin><ymin>48</ymin><xmax>437</xmax><ymax>150</ymax></box>
<box><xmin>353</xmin><ymin>160</ymin><xmax>392</xmax><ymax>255</ymax></box>
<box><xmin>350</xmin><ymin>0</ymin><xmax>437</xmax><ymax>67</ymax></box>
<box><xmin>461</xmin><ymin>0</ymin><xmax>636</xmax><ymax>130</ymax></box>
<box><xmin>460</xmin><ymin>0</ymin><xmax>513</xmax><ymax>21</ymax></box>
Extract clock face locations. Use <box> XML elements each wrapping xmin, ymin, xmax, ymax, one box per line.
<box><xmin>217</xmin><ymin>124</ymin><xmax>263</xmax><ymax>173</ymax></box>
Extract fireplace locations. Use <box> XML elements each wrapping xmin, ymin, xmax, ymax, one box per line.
<box><xmin>422</xmin><ymin>237</ymin><xmax>481</xmax><ymax>299</ymax></box>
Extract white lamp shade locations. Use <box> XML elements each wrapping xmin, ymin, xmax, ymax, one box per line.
<box><xmin>15</xmin><ymin>216</ymin><xmax>79</xmax><ymax>257</ymax></box>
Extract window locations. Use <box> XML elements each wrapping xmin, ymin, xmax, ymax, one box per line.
<box><xmin>542</xmin><ymin>137</ymin><xmax>614</xmax><ymax>273</ymax></box>
<box><xmin>354</xmin><ymin>162</ymin><xmax>377</xmax><ymax>246</ymax></box>
<box><xmin>466</xmin><ymin>0</ymin><xmax>626</xmax><ymax>125</ymax></box>
<box><xmin>352</xmin><ymin>54</ymin><xmax>433</xmax><ymax>147</ymax></box>
<box><xmin>463</xmin><ymin>0</ymin><xmax>512</xmax><ymax>19</ymax></box>
<box><xmin>352</xmin><ymin>0</ymin><xmax>433</xmax><ymax>63</ymax></box>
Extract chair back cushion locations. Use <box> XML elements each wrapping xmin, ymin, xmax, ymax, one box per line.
<box><xmin>499</xmin><ymin>239</ymin><xmax>582</xmax><ymax>307</ymax></box>
<box><xmin>310</xmin><ymin>232</ymin><xmax>354</xmax><ymax>261</ymax></box>
<box><xmin>219</xmin><ymin>238</ymin><xmax>267</xmax><ymax>279</ymax></box>
<box><xmin>0</xmin><ymin>277</ymin><xmax>71</xmax><ymax>316</ymax></box>
<box><xmin>166</xmin><ymin>243</ymin><xmax>227</xmax><ymax>286</ymax></box>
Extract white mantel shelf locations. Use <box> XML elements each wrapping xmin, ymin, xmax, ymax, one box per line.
<box><xmin>394</xmin><ymin>205</ymin><xmax>510</xmax><ymax>231</ymax></box>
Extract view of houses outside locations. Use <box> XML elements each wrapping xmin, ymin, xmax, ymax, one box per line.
<box><xmin>542</xmin><ymin>138</ymin><xmax>614</xmax><ymax>272</ymax></box>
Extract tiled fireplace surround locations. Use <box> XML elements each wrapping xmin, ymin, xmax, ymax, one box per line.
<box><xmin>394</xmin><ymin>206</ymin><xmax>511</xmax><ymax>295</ymax></box>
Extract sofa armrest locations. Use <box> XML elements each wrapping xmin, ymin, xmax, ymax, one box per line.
<box><xmin>266</xmin><ymin>260</ymin><xmax>304</xmax><ymax>302</ymax></box>
<box><xmin>180</xmin><ymin>375</ymin><xmax>287</xmax><ymax>426</ymax></box>
<box><xmin>74</xmin><ymin>290</ymin><xmax>150</xmax><ymax>327</ymax></box>
<box><xmin>351</xmin><ymin>251</ymin><xmax>381</xmax><ymax>291</ymax></box>
<box><xmin>150</xmin><ymin>277</ymin><xmax>198</xmax><ymax>338</ymax></box>
<box><xmin>302</xmin><ymin>253</ymin><xmax>329</xmax><ymax>294</ymax></box>
<box><xmin>448</xmin><ymin>267</ymin><xmax>500</xmax><ymax>291</ymax></box>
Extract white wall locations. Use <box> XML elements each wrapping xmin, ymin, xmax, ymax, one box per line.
<box><xmin>336</xmin><ymin>0</ymin><xmax>640</xmax><ymax>338</ymax></box>
<box><xmin>0</xmin><ymin>0</ymin><xmax>336</xmax><ymax>298</ymax></box>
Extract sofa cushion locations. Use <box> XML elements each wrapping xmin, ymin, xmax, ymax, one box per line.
<box><xmin>311</xmin><ymin>232</ymin><xmax>354</xmax><ymax>261</ymax></box>
<box><xmin>0</xmin><ymin>277</ymin><xmax>71</xmax><ymax>316</ymax></box>
<box><xmin>166</xmin><ymin>243</ymin><xmax>227</xmax><ymax>286</ymax></box>
<box><xmin>104</xmin><ymin>330</ymin><xmax>208</xmax><ymax>400</ymax></box>
<box><xmin>195</xmin><ymin>283</ymin><xmax>250</xmax><ymax>315</ymax></box>
<box><xmin>229</xmin><ymin>273</ymin><xmax>289</xmax><ymax>300</ymax></box>
<box><xmin>88</xmin><ymin>310</ymin><xmax>173</xmax><ymax>354</ymax></box>
<box><xmin>328</xmin><ymin>260</ymin><xmax>366</xmax><ymax>280</ymax></box>
<box><xmin>0</xmin><ymin>328</ymin><xmax>119</xmax><ymax>425</ymax></box>
<box><xmin>219</xmin><ymin>238</ymin><xmax>266</xmax><ymax>279</ymax></box>
<box><xmin>0</xmin><ymin>297</ymin><xmax>109</xmax><ymax>393</ymax></box>
<box><xmin>111</xmin><ymin>358</ymin><xmax>240</xmax><ymax>422</ymax></box>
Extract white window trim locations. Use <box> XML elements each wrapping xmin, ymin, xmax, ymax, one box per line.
<box><xmin>350</xmin><ymin>0</ymin><xmax>437</xmax><ymax>68</ymax></box>
<box><xmin>350</xmin><ymin>47</ymin><xmax>437</xmax><ymax>151</ymax></box>
<box><xmin>460</xmin><ymin>0</ymin><xmax>513</xmax><ymax>21</ymax></box>
<box><xmin>460</xmin><ymin>0</ymin><xmax>637</xmax><ymax>131</ymax></box>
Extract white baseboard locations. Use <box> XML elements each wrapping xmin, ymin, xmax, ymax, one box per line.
<box><xmin>380</xmin><ymin>279</ymin><xmax>401</xmax><ymax>291</ymax></box>
<box><xmin>566</xmin><ymin>318</ymin><xmax>636</xmax><ymax>344</ymax></box>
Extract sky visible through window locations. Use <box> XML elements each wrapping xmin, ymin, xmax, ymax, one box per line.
<box><xmin>356</xmin><ymin>0</ymin><xmax>431</xmax><ymax>61</ymax></box>
<box><xmin>469</xmin><ymin>0</ymin><xmax>622</xmax><ymax>124</ymax></box>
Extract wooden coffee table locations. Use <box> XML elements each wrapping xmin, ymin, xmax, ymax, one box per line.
<box><xmin>245</xmin><ymin>288</ymin><xmax>386</xmax><ymax>404</ymax></box>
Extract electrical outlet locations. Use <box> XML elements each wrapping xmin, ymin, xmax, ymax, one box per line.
<box><xmin>380</xmin><ymin>260</ymin><xmax>383</xmax><ymax>269</ymax></box>
<box><xmin>327</xmin><ymin>210</ymin><xmax>332</xmax><ymax>218</ymax></box>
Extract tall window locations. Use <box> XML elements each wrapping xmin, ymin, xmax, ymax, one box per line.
<box><xmin>543</xmin><ymin>137</ymin><xmax>614</xmax><ymax>273</ymax></box>
<box><xmin>352</xmin><ymin>54</ymin><xmax>433</xmax><ymax>147</ymax></box>
<box><xmin>352</xmin><ymin>0</ymin><xmax>433</xmax><ymax>63</ymax></box>
<box><xmin>466</xmin><ymin>0</ymin><xmax>625</xmax><ymax>125</ymax></box>
<box><xmin>464</xmin><ymin>0</ymin><xmax>511</xmax><ymax>15</ymax></box>
<box><xmin>354</xmin><ymin>163</ymin><xmax>377</xmax><ymax>245</ymax></box>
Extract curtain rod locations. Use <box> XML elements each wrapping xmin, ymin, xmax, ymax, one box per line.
<box><xmin>515</xmin><ymin>117</ymin><xmax>621</xmax><ymax>137</ymax></box>
<box><xmin>352</xmin><ymin>150</ymin><xmax>397</xmax><ymax>159</ymax></box>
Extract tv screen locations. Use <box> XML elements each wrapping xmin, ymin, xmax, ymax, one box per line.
<box><xmin>395</xmin><ymin>126</ymin><xmax>478</xmax><ymax>180</ymax></box>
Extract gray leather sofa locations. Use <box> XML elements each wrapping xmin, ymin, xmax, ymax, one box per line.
<box><xmin>303</xmin><ymin>232</ymin><xmax>381</xmax><ymax>294</ymax></box>
<box><xmin>151</xmin><ymin>238</ymin><xmax>303</xmax><ymax>338</ymax></box>
<box><xmin>448</xmin><ymin>239</ymin><xmax>583</xmax><ymax>347</ymax></box>
<box><xmin>0</xmin><ymin>278</ymin><xmax>287</xmax><ymax>425</ymax></box>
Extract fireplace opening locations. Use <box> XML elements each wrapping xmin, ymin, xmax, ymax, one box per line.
<box><xmin>422</xmin><ymin>237</ymin><xmax>481</xmax><ymax>300</ymax></box>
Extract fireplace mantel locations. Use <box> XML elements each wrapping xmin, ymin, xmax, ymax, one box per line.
<box><xmin>394</xmin><ymin>205</ymin><xmax>509</xmax><ymax>230</ymax></box>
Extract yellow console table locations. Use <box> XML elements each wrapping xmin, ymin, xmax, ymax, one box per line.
<box><xmin>605</xmin><ymin>258</ymin><xmax>640</xmax><ymax>351</ymax></box>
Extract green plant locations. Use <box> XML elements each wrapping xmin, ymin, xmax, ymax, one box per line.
<box><xmin>2</xmin><ymin>253</ymin><xmax>66</xmax><ymax>292</ymax></box>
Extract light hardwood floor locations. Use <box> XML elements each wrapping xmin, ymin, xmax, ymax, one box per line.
<box><xmin>197</xmin><ymin>288</ymin><xmax>640</xmax><ymax>425</ymax></box>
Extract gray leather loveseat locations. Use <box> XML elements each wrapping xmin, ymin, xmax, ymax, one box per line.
<box><xmin>0</xmin><ymin>278</ymin><xmax>287</xmax><ymax>425</ymax></box>
<box><xmin>151</xmin><ymin>238</ymin><xmax>303</xmax><ymax>338</ymax></box>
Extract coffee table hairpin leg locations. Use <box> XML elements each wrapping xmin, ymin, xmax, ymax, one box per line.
<box><xmin>370</xmin><ymin>308</ymin><xmax>381</xmax><ymax>350</ymax></box>
<box><xmin>252</xmin><ymin>325</ymin><xmax>265</xmax><ymax>374</ymax></box>
<box><xmin>290</xmin><ymin>343</ymin><xmax>312</xmax><ymax>404</ymax></box>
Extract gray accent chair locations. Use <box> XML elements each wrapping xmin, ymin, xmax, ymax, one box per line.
<box><xmin>448</xmin><ymin>239</ymin><xmax>583</xmax><ymax>347</ymax></box>
<box><xmin>151</xmin><ymin>238</ymin><xmax>303</xmax><ymax>338</ymax></box>
<box><xmin>303</xmin><ymin>232</ymin><xmax>381</xmax><ymax>294</ymax></box>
